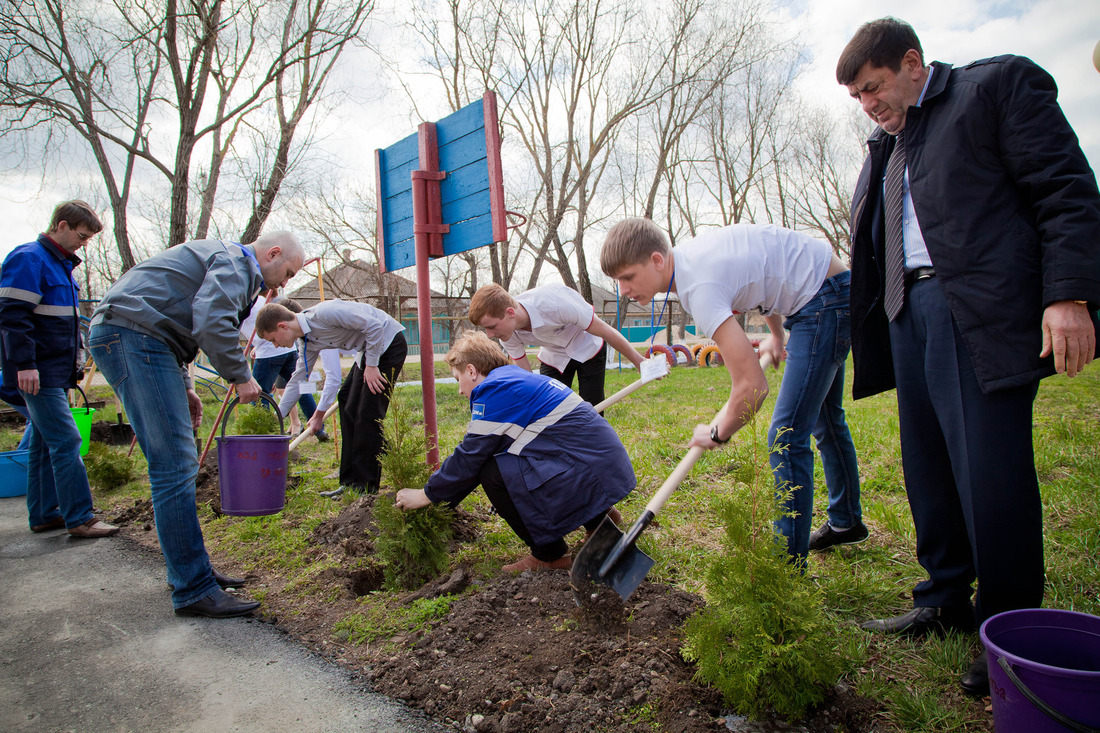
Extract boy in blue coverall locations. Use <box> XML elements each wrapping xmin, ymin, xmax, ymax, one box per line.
<box><xmin>396</xmin><ymin>331</ymin><xmax>633</xmax><ymax>572</ymax></box>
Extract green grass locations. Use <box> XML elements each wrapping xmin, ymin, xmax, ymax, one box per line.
<box><xmin>11</xmin><ymin>361</ymin><xmax>1098</xmax><ymax>731</ymax></box>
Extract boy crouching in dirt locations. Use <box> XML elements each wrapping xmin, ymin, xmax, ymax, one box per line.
<box><xmin>395</xmin><ymin>331</ymin><xmax>632</xmax><ymax>572</ymax></box>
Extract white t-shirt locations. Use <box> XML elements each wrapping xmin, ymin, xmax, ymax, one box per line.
<box><xmin>502</xmin><ymin>284</ymin><xmax>602</xmax><ymax>372</ymax></box>
<box><xmin>674</xmin><ymin>224</ymin><xmax>833</xmax><ymax>338</ymax></box>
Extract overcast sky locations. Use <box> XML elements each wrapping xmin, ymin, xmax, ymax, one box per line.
<box><xmin>1</xmin><ymin>0</ymin><xmax>1097</xmax><ymax>262</ymax></box>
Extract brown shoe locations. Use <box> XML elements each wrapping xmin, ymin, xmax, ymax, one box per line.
<box><xmin>502</xmin><ymin>553</ymin><xmax>572</xmax><ymax>573</ymax></box>
<box><xmin>585</xmin><ymin>506</ymin><xmax>623</xmax><ymax>542</ymax></box>
<box><xmin>31</xmin><ymin>516</ymin><xmax>67</xmax><ymax>533</ymax></box>
<box><xmin>68</xmin><ymin>519</ymin><xmax>121</xmax><ymax>538</ymax></box>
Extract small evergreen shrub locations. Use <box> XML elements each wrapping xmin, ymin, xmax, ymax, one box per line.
<box><xmin>83</xmin><ymin>442</ymin><xmax>141</xmax><ymax>490</ymax></box>
<box><xmin>375</xmin><ymin>492</ymin><xmax>454</xmax><ymax>590</ymax></box>
<box><xmin>232</xmin><ymin>403</ymin><xmax>281</xmax><ymax>436</ymax></box>
<box><xmin>375</xmin><ymin>392</ymin><xmax>453</xmax><ymax>590</ymax></box>
<box><xmin>682</xmin><ymin>424</ymin><xmax>844</xmax><ymax>721</ymax></box>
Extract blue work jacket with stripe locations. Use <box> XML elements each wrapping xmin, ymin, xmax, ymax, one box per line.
<box><xmin>0</xmin><ymin>235</ymin><xmax>83</xmax><ymax>403</ymax></box>
<box><xmin>424</xmin><ymin>365</ymin><xmax>636</xmax><ymax>546</ymax></box>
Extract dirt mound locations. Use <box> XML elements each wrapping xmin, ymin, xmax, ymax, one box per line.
<box><xmin>313</xmin><ymin>496</ymin><xmax>491</xmax><ymax>560</ymax></box>
<box><xmin>367</xmin><ymin>570</ymin><xmax>724</xmax><ymax>733</ymax></box>
<box><xmin>111</xmin><ymin>497</ymin><xmax>154</xmax><ymax>529</ymax></box>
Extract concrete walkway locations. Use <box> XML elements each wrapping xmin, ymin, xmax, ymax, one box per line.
<box><xmin>0</xmin><ymin>495</ymin><xmax>442</xmax><ymax>733</ymax></box>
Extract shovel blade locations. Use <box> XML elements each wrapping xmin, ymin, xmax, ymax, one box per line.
<box><xmin>570</xmin><ymin>516</ymin><xmax>654</xmax><ymax>604</ymax></box>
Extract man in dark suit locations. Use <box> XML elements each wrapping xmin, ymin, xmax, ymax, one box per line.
<box><xmin>837</xmin><ymin>17</ymin><xmax>1099</xmax><ymax>695</ymax></box>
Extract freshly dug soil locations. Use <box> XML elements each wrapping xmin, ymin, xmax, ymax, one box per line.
<box><xmin>110</xmin><ymin>487</ymin><xmax>880</xmax><ymax>733</ymax></box>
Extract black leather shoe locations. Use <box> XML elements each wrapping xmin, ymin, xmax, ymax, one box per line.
<box><xmin>213</xmin><ymin>568</ymin><xmax>247</xmax><ymax>589</ymax></box>
<box><xmin>960</xmin><ymin>652</ymin><xmax>990</xmax><ymax>697</ymax></box>
<box><xmin>174</xmin><ymin>588</ymin><xmax>260</xmax><ymax>618</ymax></box>
<box><xmin>861</xmin><ymin>604</ymin><xmax>976</xmax><ymax>637</ymax></box>
<box><xmin>808</xmin><ymin>520</ymin><xmax>870</xmax><ymax>551</ymax></box>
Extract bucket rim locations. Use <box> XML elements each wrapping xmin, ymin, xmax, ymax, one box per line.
<box><xmin>215</xmin><ymin>434</ymin><xmax>292</xmax><ymax>443</ymax></box>
<box><xmin>0</xmin><ymin>448</ymin><xmax>31</xmax><ymax>457</ymax></box>
<box><xmin>981</xmin><ymin>608</ymin><xmax>1100</xmax><ymax>679</ymax></box>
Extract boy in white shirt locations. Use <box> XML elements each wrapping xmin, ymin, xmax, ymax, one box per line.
<box><xmin>601</xmin><ymin>218</ymin><xmax>865</xmax><ymax>565</ymax></box>
<box><xmin>467</xmin><ymin>283</ymin><xmax>643</xmax><ymax>407</ymax></box>
<box><xmin>240</xmin><ymin>297</ymin><xmax>329</xmax><ymax>441</ymax></box>
<box><xmin>256</xmin><ymin>299</ymin><xmax>406</xmax><ymax>496</ymax></box>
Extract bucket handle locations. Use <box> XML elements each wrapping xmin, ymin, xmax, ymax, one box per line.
<box><xmin>218</xmin><ymin>392</ymin><xmax>286</xmax><ymax>439</ymax></box>
<box><xmin>71</xmin><ymin>384</ymin><xmax>91</xmax><ymax>413</ymax></box>
<box><xmin>997</xmin><ymin>656</ymin><xmax>1100</xmax><ymax>733</ymax></box>
<box><xmin>3</xmin><ymin>453</ymin><xmax>29</xmax><ymax>470</ymax></box>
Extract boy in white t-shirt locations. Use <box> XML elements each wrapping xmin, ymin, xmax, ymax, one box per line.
<box><xmin>467</xmin><ymin>283</ymin><xmax>643</xmax><ymax>407</ymax></box>
<box><xmin>600</xmin><ymin>218</ymin><xmax>865</xmax><ymax>565</ymax></box>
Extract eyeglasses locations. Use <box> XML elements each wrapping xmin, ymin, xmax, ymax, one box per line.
<box><xmin>74</xmin><ymin>231</ymin><xmax>93</xmax><ymax>241</ymax></box>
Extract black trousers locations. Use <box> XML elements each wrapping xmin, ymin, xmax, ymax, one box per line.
<box><xmin>539</xmin><ymin>341</ymin><xmax>607</xmax><ymax>408</ymax></box>
<box><xmin>889</xmin><ymin>278</ymin><xmax>1044</xmax><ymax>622</ymax></box>
<box><xmin>479</xmin><ymin>459</ymin><xmax>610</xmax><ymax>561</ymax></box>
<box><xmin>337</xmin><ymin>333</ymin><xmax>407</xmax><ymax>491</ymax></box>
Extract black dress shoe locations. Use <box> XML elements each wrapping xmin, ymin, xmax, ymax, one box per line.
<box><xmin>174</xmin><ymin>588</ymin><xmax>260</xmax><ymax>618</ymax></box>
<box><xmin>808</xmin><ymin>520</ymin><xmax>870</xmax><ymax>551</ymax></box>
<box><xmin>960</xmin><ymin>652</ymin><xmax>990</xmax><ymax>697</ymax></box>
<box><xmin>213</xmin><ymin>568</ymin><xmax>247</xmax><ymax>589</ymax></box>
<box><xmin>861</xmin><ymin>604</ymin><xmax>976</xmax><ymax>637</ymax></box>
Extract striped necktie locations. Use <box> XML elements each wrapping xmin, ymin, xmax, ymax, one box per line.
<box><xmin>883</xmin><ymin>132</ymin><xmax>906</xmax><ymax>322</ymax></box>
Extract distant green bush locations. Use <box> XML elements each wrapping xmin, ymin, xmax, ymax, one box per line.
<box><xmin>83</xmin><ymin>442</ymin><xmax>141</xmax><ymax>490</ymax></box>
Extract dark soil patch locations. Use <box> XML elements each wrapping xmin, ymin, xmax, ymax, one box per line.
<box><xmin>108</xmin><ymin>491</ymin><xmax>879</xmax><ymax>732</ymax></box>
<box><xmin>89</xmin><ymin>419</ymin><xmax>134</xmax><ymax>445</ymax></box>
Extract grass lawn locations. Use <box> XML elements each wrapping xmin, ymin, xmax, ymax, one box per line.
<box><xmin>7</xmin><ymin>358</ymin><xmax>1098</xmax><ymax>731</ymax></box>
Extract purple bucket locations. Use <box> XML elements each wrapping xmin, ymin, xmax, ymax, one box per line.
<box><xmin>981</xmin><ymin>608</ymin><xmax>1100</xmax><ymax>733</ymax></box>
<box><xmin>215</xmin><ymin>395</ymin><xmax>290</xmax><ymax>517</ymax></box>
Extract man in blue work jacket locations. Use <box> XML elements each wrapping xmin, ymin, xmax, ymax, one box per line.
<box><xmin>0</xmin><ymin>200</ymin><xmax>120</xmax><ymax>538</ymax></box>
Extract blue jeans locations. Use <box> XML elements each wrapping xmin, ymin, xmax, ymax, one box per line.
<box><xmin>769</xmin><ymin>271</ymin><xmax>861</xmax><ymax>563</ymax></box>
<box><xmin>21</xmin><ymin>388</ymin><xmax>95</xmax><ymax>529</ymax></box>
<box><xmin>88</xmin><ymin>324</ymin><xmax>219</xmax><ymax>608</ymax></box>
<box><xmin>3</xmin><ymin>402</ymin><xmax>34</xmax><ymax>450</ymax></box>
<box><xmin>251</xmin><ymin>352</ymin><xmax>318</xmax><ymax>422</ymax></box>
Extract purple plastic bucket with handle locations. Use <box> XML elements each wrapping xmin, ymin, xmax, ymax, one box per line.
<box><xmin>981</xmin><ymin>608</ymin><xmax>1100</xmax><ymax>733</ymax></box>
<box><xmin>215</xmin><ymin>394</ymin><xmax>290</xmax><ymax>517</ymax></box>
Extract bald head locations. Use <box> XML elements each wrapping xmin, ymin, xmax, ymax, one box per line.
<box><xmin>252</xmin><ymin>230</ymin><xmax>305</xmax><ymax>290</ymax></box>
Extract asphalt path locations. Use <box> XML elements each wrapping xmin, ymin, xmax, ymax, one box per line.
<box><xmin>0</xmin><ymin>495</ymin><xmax>442</xmax><ymax>733</ymax></box>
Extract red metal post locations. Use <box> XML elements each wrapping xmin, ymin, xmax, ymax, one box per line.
<box><xmin>411</xmin><ymin>121</ymin><xmax>449</xmax><ymax>469</ymax></box>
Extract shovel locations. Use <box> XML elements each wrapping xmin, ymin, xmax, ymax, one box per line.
<box><xmin>571</xmin><ymin>408</ymin><xmax>723</xmax><ymax>604</ymax></box>
<box><xmin>571</xmin><ymin>351</ymin><xmax>774</xmax><ymax>603</ymax></box>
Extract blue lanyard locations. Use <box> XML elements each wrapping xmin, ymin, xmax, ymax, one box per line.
<box><xmin>648</xmin><ymin>269</ymin><xmax>675</xmax><ymax>347</ymax></box>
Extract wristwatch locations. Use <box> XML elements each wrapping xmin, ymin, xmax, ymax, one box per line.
<box><xmin>710</xmin><ymin>425</ymin><xmax>730</xmax><ymax>445</ymax></box>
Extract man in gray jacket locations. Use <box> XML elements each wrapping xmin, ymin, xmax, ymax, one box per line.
<box><xmin>88</xmin><ymin>232</ymin><xmax>304</xmax><ymax>618</ymax></box>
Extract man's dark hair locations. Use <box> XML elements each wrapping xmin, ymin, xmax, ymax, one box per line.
<box><xmin>836</xmin><ymin>17</ymin><xmax>924</xmax><ymax>85</ymax></box>
<box><xmin>48</xmin><ymin>200</ymin><xmax>104</xmax><ymax>234</ymax></box>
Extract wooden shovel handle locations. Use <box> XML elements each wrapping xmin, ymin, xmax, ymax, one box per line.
<box><xmin>288</xmin><ymin>402</ymin><xmax>339</xmax><ymax>451</ymax></box>
<box><xmin>592</xmin><ymin>377</ymin><xmax>650</xmax><ymax>413</ymax></box>
<box><xmin>642</xmin><ymin>351</ymin><xmax>771</xmax><ymax>516</ymax></box>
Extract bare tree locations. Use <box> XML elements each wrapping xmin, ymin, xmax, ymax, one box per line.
<box><xmin>0</xmin><ymin>0</ymin><xmax>372</xmax><ymax>267</ymax></box>
<box><xmin>775</xmin><ymin>107</ymin><xmax>867</xmax><ymax>260</ymax></box>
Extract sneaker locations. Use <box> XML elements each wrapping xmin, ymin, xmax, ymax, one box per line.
<box><xmin>502</xmin><ymin>554</ymin><xmax>572</xmax><ymax>573</ymax></box>
<box><xmin>315</xmin><ymin>430</ymin><xmax>330</xmax><ymax>443</ymax></box>
<box><xmin>808</xmin><ymin>520</ymin><xmax>869</xmax><ymax>552</ymax></box>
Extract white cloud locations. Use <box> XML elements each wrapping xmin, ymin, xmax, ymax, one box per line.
<box><xmin>780</xmin><ymin>0</ymin><xmax>1100</xmax><ymax>167</ymax></box>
